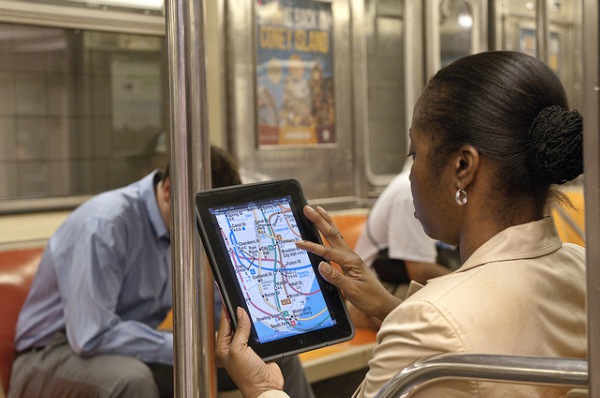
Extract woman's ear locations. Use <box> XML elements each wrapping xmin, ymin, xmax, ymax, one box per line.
<box><xmin>454</xmin><ymin>144</ymin><xmax>479</xmax><ymax>189</ymax></box>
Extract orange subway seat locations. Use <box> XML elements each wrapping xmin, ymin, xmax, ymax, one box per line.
<box><xmin>0</xmin><ymin>247</ymin><xmax>44</xmax><ymax>395</ymax></box>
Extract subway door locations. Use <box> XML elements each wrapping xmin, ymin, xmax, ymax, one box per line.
<box><xmin>225</xmin><ymin>0</ymin><xmax>355</xmax><ymax>205</ymax></box>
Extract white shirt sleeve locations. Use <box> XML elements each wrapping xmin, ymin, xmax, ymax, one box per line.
<box><xmin>356</xmin><ymin>171</ymin><xmax>437</xmax><ymax>266</ymax></box>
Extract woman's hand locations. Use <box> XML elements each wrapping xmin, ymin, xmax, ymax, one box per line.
<box><xmin>346</xmin><ymin>300</ymin><xmax>383</xmax><ymax>330</ymax></box>
<box><xmin>216</xmin><ymin>307</ymin><xmax>284</xmax><ymax>398</ymax></box>
<box><xmin>296</xmin><ymin>206</ymin><xmax>402</xmax><ymax>322</ymax></box>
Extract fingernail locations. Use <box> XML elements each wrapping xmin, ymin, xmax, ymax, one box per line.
<box><xmin>318</xmin><ymin>262</ymin><xmax>331</xmax><ymax>274</ymax></box>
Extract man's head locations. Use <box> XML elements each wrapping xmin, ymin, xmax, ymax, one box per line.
<box><xmin>156</xmin><ymin>145</ymin><xmax>242</xmax><ymax>232</ymax></box>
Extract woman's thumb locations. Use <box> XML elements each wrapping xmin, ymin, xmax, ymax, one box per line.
<box><xmin>232</xmin><ymin>307</ymin><xmax>251</xmax><ymax>347</ymax></box>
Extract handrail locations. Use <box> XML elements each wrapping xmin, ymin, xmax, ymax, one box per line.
<box><xmin>375</xmin><ymin>354</ymin><xmax>588</xmax><ymax>398</ymax></box>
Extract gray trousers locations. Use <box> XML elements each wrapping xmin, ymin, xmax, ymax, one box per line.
<box><xmin>9</xmin><ymin>333</ymin><xmax>315</xmax><ymax>398</ymax></box>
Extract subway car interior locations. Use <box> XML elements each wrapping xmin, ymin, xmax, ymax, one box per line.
<box><xmin>0</xmin><ymin>0</ymin><xmax>598</xmax><ymax>397</ymax></box>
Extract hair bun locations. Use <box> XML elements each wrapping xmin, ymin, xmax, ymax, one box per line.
<box><xmin>526</xmin><ymin>105</ymin><xmax>583</xmax><ymax>184</ymax></box>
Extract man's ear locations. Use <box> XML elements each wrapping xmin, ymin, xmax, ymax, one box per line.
<box><xmin>453</xmin><ymin>144</ymin><xmax>479</xmax><ymax>189</ymax></box>
<box><xmin>162</xmin><ymin>177</ymin><xmax>171</xmax><ymax>205</ymax></box>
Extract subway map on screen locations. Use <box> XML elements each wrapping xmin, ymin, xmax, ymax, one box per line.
<box><xmin>210</xmin><ymin>196</ymin><xmax>335</xmax><ymax>343</ymax></box>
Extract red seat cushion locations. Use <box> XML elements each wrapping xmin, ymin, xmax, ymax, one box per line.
<box><xmin>0</xmin><ymin>247</ymin><xmax>43</xmax><ymax>394</ymax></box>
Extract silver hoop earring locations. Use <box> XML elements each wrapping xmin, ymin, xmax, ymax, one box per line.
<box><xmin>455</xmin><ymin>189</ymin><xmax>468</xmax><ymax>206</ymax></box>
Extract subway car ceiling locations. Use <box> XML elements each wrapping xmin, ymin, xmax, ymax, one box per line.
<box><xmin>0</xmin><ymin>0</ymin><xmax>584</xmax><ymax>214</ymax></box>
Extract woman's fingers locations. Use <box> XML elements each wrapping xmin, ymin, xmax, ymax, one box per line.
<box><xmin>215</xmin><ymin>307</ymin><xmax>233</xmax><ymax>367</ymax></box>
<box><xmin>298</xmin><ymin>205</ymin><xmax>403</xmax><ymax>321</ymax></box>
<box><xmin>317</xmin><ymin>261</ymin><xmax>345</xmax><ymax>287</ymax></box>
<box><xmin>231</xmin><ymin>307</ymin><xmax>251</xmax><ymax>349</ymax></box>
<box><xmin>303</xmin><ymin>206</ymin><xmax>349</xmax><ymax>248</ymax></box>
<box><xmin>297</xmin><ymin>205</ymin><xmax>368</xmax><ymax>292</ymax></box>
<box><xmin>219</xmin><ymin>307</ymin><xmax>286</xmax><ymax>397</ymax></box>
<box><xmin>296</xmin><ymin>238</ymin><xmax>364</xmax><ymax>276</ymax></box>
<box><xmin>216</xmin><ymin>307</ymin><xmax>252</xmax><ymax>366</ymax></box>
<box><xmin>295</xmin><ymin>239</ymin><xmax>335</xmax><ymax>261</ymax></box>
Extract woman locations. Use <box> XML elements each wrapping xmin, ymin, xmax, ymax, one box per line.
<box><xmin>216</xmin><ymin>51</ymin><xmax>586</xmax><ymax>397</ymax></box>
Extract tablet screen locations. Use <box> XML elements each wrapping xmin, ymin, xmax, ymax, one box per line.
<box><xmin>196</xmin><ymin>179</ymin><xmax>354</xmax><ymax>360</ymax></box>
<box><xmin>208</xmin><ymin>195</ymin><xmax>336</xmax><ymax>343</ymax></box>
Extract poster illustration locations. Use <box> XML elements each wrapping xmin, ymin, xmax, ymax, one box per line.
<box><xmin>256</xmin><ymin>0</ymin><xmax>335</xmax><ymax>147</ymax></box>
<box><xmin>519</xmin><ymin>27</ymin><xmax>561</xmax><ymax>76</ymax></box>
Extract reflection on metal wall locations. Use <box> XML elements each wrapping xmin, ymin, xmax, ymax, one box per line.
<box><xmin>364</xmin><ymin>0</ymin><xmax>406</xmax><ymax>177</ymax></box>
<box><xmin>493</xmin><ymin>0</ymin><xmax>583</xmax><ymax>111</ymax></box>
<box><xmin>425</xmin><ymin>0</ymin><xmax>487</xmax><ymax>79</ymax></box>
<box><xmin>438</xmin><ymin>0</ymin><xmax>474</xmax><ymax>67</ymax></box>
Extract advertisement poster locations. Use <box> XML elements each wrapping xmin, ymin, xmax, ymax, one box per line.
<box><xmin>519</xmin><ymin>28</ymin><xmax>561</xmax><ymax>76</ymax></box>
<box><xmin>256</xmin><ymin>0</ymin><xmax>336</xmax><ymax>147</ymax></box>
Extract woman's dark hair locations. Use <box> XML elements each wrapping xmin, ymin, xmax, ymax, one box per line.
<box><xmin>414</xmin><ymin>51</ymin><xmax>583</xmax><ymax>202</ymax></box>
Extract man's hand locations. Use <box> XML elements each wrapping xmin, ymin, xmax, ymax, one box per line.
<box><xmin>216</xmin><ymin>307</ymin><xmax>284</xmax><ymax>398</ymax></box>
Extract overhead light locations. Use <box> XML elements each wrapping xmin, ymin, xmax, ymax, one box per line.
<box><xmin>458</xmin><ymin>13</ymin><xmax>473</xmax><ymax>29</ymax></box>
<box><xmin>61</xmin><ymin>0</ymin><xmax>164</xmax><ymax>11</ymax></box>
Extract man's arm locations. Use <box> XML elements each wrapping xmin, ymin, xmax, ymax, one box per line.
<box><xmin>62</xmin><ymin>219</ymin><xmax>173</xmax><ymax>364</ymax></box>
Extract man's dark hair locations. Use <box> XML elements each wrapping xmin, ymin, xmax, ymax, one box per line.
<box><xmin>210</xmin><ymin>145</ymin><xmax>242</xmax><ymax>188</ymax></box>
<box><xmin>161</xmin><ymin>145</ymin><xmax>242</xmax><ymax>189</ymax></box>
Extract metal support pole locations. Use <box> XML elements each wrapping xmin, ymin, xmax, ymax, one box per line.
<box><xmin>535</xmin><ymin>0</ymin><xmax>548</xmax><ymax>63</ymax></box>
<box><xmin>165</xmin><ymin>0</ymin><xmax>216</xmax><ymax>397</ymax></box>
<box><xmin>582</xmin><ymin>1</ymin><xmax>600</xmax><ymax>396</ymax></box>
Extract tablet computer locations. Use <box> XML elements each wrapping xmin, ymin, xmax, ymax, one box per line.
<box><xmin>195</xmin><ymin>178</ymin><xmax>355</xmax><ymax>361</ymax></box>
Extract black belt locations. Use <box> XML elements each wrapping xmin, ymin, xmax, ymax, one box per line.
<box><xmin>15</xmin><ymin>330</ymin><xmax>68</xmax><ymax>359</ymax></box>
<box><xmin>15</xmin><ymin>345</ymin><xmax>44</xmax><ymax>359</ymax></box>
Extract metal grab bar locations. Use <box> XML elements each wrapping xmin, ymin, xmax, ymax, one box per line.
<box><xmin>375</xmin><ymin>354</ymin><xmax>588</xmax><ymax>398</ymax></box>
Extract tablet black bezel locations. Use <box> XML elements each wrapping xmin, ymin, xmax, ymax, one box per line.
<box><xmin>195</xmin><ymin>179</ymin><xmax>355</xmax><ymax>361</ymax></box>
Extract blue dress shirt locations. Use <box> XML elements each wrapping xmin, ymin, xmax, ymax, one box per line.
<box><xmin>15</xmin><ymin>171</ymin><xmax>174</xmax><ymax>365</ymax></box>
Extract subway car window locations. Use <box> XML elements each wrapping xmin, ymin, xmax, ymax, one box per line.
<box><xmin>0</xmin><ymin>22</ymin><xmax>167</xmax><ymax>204</ymax></box>
<box><xmin>365</xmin><ymin>0</ymin><xmax>406</xmax><ymax>176</ymax></box>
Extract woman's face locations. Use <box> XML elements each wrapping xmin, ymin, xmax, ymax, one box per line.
<box><xmin>408</xmin><ymin>120</ymin><xmax>458</xmax><ymax>245</ymax></box>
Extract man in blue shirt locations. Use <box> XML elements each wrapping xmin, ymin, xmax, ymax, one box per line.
<box><xmin>9</xmin><ymin>146</ymin><xmax>314</xmax><ymax>398</ymax></box>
